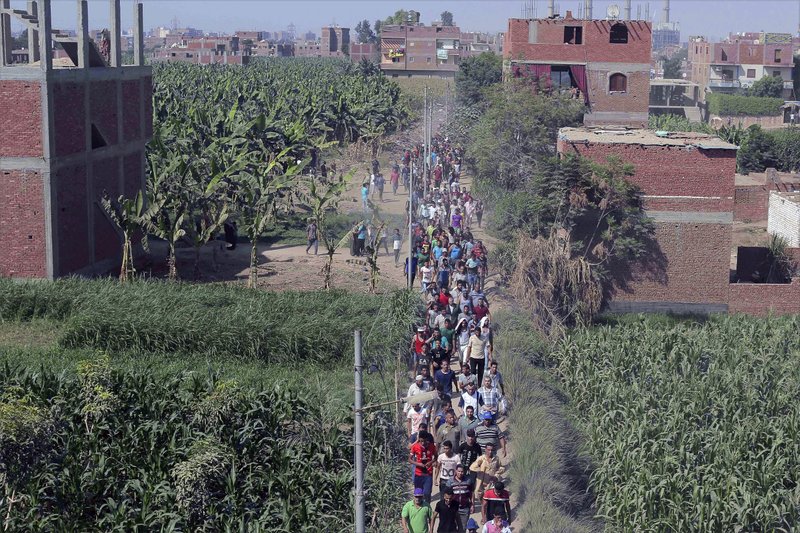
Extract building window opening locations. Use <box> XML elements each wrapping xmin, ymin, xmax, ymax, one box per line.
<box><xmin>775</xmin><ymin>49</ymin><xmax>782</xmax><ymax>63</ymax></box>
<box><xmin>773</xmin><ymin>70</ymin><xmax>781</xmax><ymax>78</ymax></box>
<box><xmin>747</xmin><ymin>69</ymin><xmax>756</xmax><ymax>78</ymax></box>
<box><xmin>721</xmin><ymin>49</ymin><xmax>727</xmax><ymax>61</ymax></box>
<box><xmin>609</xmin><ymin>73</ymin><xmax>627</xmax><ymax>92</ymax></box>
<box><xmin>564</xmin><ymin>26</ymin><xmax>583</xmax><ymax>44</ymax></box>
<box><xmin>91</xmin><ymin>124</ymin><xmax>108</xmax><ymax>150</ymax></box>
<box><xmin>551</xmin><ymin>66</ymin><xmax>579</xmax><ymax>93</ymax></box>
<box><xmin>609</xmin><ymin>23</ymin><xmax>628</xmax><ymax>44</ymax></box>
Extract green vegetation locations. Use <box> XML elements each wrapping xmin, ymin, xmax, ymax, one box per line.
<box><xmin>0</xmin><ymin>280</ymin><xmax>419</xmax><ymax>531</ymax></box>
<box><xmin>0</xmin><ymin>360</ymin><xmax>403</xmax><ymax>531</ymax></box>
<box><xmin>738</xmin><ymin>125</ymin><xmax>800</xmax><ymax>174</ymax></box>
<box><xmin>494</xmin><ymin>312</ymin><xmax>598</xmax><ymax>532</ymax></box>
<box><xmin>707</xmin><ymin>93</ymin><xmax>783</xmax><ymax>116</ymax></box>
<box><xmin>551</xmin><ymin>314</ymin><xmax>800</xmax><ymax>531</ymax></box>
<box><xmin>455</xmin><ymin>52</ymin><xmax>503</xmax><ymax>107</ymax></box>
<box><xmin>132</xmin><ymin>60</ymin><xmax>411</xmax><ymax>282</ymax></box>
<box><xmin>0</xmin><ymin>278</ymin><xmax>415</xmax><ymax>363</ymax></box>
<box><xmin>748</xmin><ymin>75</ymin><xmax>785</xmax><ymax>98</ymax></box>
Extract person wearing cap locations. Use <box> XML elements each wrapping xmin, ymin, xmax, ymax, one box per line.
<box><xmin>401</xmin><ymin>487</ymin><xmax>433</xmax><ymax>533</ymax></box>
<box><xmin>405</xmin><ymin>374</ymin><xmax>430</xmax><ymax>413</ymax></box>
<box><xmin>474</xmin><ymin>412</ymin><xmax>507</xmax><ymax>457</ymax></box>
<box><xmin>481</xmin><ymin>480</ymin><xmax>511</xmax><ymax>526</ymax></box>
<box><xmin>465</xmin><ymin>517</ymin><xmax>479</xmax><ymax>533</ymax></box>
<box><xmin>410</xmin><ymin>431</ymin><xmax>437</xmax><ymax>504</ymax></box>
<box><xmin>469</xmin><ymin>442</ymin><xmax>505</xmax><ymax>503</ymax></box>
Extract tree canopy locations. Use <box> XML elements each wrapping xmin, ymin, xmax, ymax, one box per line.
<box><xmin>455</xmin><ymin>52</ymin><xmax>502</xmax><ymax>106</ymax></box>
<box><xmin>440</xmin><ymin>11</ymin><xmax>454</xmax><ymax>26</ymax></box>
<box><xmin>748</xmin><ymin>75</ymin><xmax>784</xmax><ymax>98</ymax></box>
<box><xmin>354</xmin><ymin>19</ymin><xmax>376</xmax><ymax>44</ymax></box>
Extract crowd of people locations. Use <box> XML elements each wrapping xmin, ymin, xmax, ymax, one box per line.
<box><xmin>393</xmin><ymin>136</ymin><xmax>512</xmax><ymax>533</ymax></box>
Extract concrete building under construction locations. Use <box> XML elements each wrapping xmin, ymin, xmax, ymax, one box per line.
<box><xmin>0</xmin><ymin>0</ymin><xmax>153</xmax><ymax>279</ymax></box>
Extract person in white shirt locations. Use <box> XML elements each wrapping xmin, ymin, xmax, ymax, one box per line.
<box><xmin>404</xmin><ymin>374</ymin><xmax>430</xmax><ymax>413</ymax></box>
<box><xmin>420</xmin><ymin>261</ymin><xmax>434</xmax><ymax>293</ymax></box>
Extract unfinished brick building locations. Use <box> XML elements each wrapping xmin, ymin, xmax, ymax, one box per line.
<box><xmin>0</xmin><ymin>0</ymin><xmax>152</xmax><ymax>279</ymax></box>
<box><xmin>505</xmin><ymin>12</ymin><xmax>652</xmax><ymax>127</ymax></box>
<box><xmin>558</xmin><ymin>127</ymin><xmax>800</xmax><ymax>315</ymax></box>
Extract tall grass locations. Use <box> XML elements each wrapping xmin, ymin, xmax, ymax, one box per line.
<box><xmin>493</xmin><ymin>310</ymin><xmax>600</xmax><ymax>533</ymax></box>
<box><xmin>0</xmin><ymin>278</ymin><xmax>419</xmax><ymax>365</ymax></box>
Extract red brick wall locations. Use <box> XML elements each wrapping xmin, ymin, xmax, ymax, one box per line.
<box><xmin>54</xmin><ymin>164</ymin><xmax>90</xmax><ymax>276</ymax></box>
<box><xmin>559</xmin><ymin>140</ymin><xmax>737</xmax><ymax>210</ymax></box>
<box><xmin>586</xmin><ymin>69</ymin><xmax>650</xmax><ymax>115</ymax></box>
<box><xmin>729</xmin><ymin>279</ymin><xmax>800</xmax><ymax>315</ymax></box>
<box><xmin>612</xmin><ymin>222</ymin><xmax>732</xmax><ymax>305</ymax></box>
<box><xmin>505</xmin><ymin>18</ymin><xmax>652</xmax><ymax>63</ymax></box>
<box><xmin>0</xmin><ymin>169</ymin><xmax>47</xmax><ymax>277</ymax></box>
<box><xmin>143</xmin><ymin>76</ymin><xmax>153</xmax><ymax>138</ymax></box>
<box><xmin>121</xmin><ymin>80</ymin><xmax>142</xmax><ymax>143</ymax></box>
<box><xmin>52</xmin><ymin>82</ymin><xmax>86</xmax><ymax>157</ymax></box>
<box><xmin>90</xmin><ymin>80</ymin><xmax>119</xmax><ymax>146</ymax></box>
<box><xmin>0</xmin><ymin>81</ymin><xmax>42</xmax><ymax>158</ymax></box>
<box><xmin>91</xmin><ymin>157</ymin><xmax>121</xmax><ymax>263</ymax></box>
<box><xmin>734</xmin><ymin>186</ymin><xmax>768</xmax><ymax>222</ymax></box>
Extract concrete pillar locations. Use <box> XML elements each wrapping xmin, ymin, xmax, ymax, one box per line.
<box><xmin>27</xmin><ymin>0</ymin><xmax>40</xmax><ymax>62</ymax></box>
<box><xmin>133</xmin><ymin>2</ymin><xmax>144</xmax><ymax>66</ymax></box>
<box><xmin>109</xmin><ymin>0</ymin><xmax>121</xmax><ymax>66</ymax></box>
<box><xmin>586</xmin><ymin>0</ymin><xmax>593</xmax><ymax>20</ymax></box>
<box><xmin>78</xmin><ymin>0</ymin><xmax>89</xmax><ymax>68</ymax></box>
<box><xmin>663</xmin><ymin>0</ymin><xmax>670</xmax><ymax>23</ymax></box>
<box><xmin>624</xmin><ymin>0</ymin><xmax>632</xmax><ymax>20</ymax></box>
<box><xmin>0</xmin><ymin>0</ymin><xmax>12</xmax><ymax>66</ymax></box>
<box><xmin>38</xmin><ymin>0</ymin><xmax>51</xmax><ymax>71</ymax></box>
<box><xmin>548</xmin><ymin>0</ymin><xmax>555</xmax><ymax>17</ymax></box>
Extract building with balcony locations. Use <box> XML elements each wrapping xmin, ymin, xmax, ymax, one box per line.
<box><xmin>380</xmin><ymin>24</ymin><xmax>462</xmax><ymax>78</ymax></box>
<box><xmin>504</xmin><ymin>12</ymin><xmax>652</xmax><ymax>127</ymax></box>
<box><xmin>689</xmin><ymin>34</ymin><xmax>794</xmax><ymax>101</ymax></box>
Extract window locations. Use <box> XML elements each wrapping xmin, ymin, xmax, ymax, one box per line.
<box><xmin>91</xmin><ymin>124</ymin><xmax>108</xmax><ymax>150</ymax></box>
<box><xmin>409</xmin><ymin>56</ymin><xmax>414</xmax><ymax>63</ymax></box>
<box><xmin>775</xmin><ymin>49</ymin><xmax>782</xmax><ymax>63</ymax></box>
<box><xmin>609</xmin><ymin>73</ymin><xmax>627</xmax><ymax>92</ymax></box>
<box><xmin>721</xmin><ymin>49</ymin><xmax>727</xmax><ymax>61</ymax></box>
<box><xmin>564</xmin><ymin>26</ymin><xmax>583</xmax><ymax>44</ymax></box>
<box><xmin>427</xmin><ymin>57</ymin><xmax>431</xmax><ymax>63</ymax></box>
<box><xmin>774</xmin><ymin>70</ymin><xmax>781</xmax><ymax>77</ymax></box>
<box><xmin>747</xmin><ymin>69</ymin><xmax>756</xmax><ymax>78</ymax></box>
<box><xmin>610</xmin><ymin>23</ymin><xmax>628</xmax><ymax>44</ymax></box>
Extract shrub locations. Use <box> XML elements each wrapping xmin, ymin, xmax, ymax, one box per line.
<box><xmin>707</xmin><ymin>93</ymin><xmax>783</xmax><ymax>116</ymax></box>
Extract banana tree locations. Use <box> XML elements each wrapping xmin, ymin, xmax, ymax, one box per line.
<box><xmin>237</xmin><ymin>147</ymin><xmax>307</xmax><ymax>288</ymax></box>
<box><xmin>307</xmin><ymin>172</ymin><xmax>353</xmax><ymax>289</ymax></box>
<box><xmin>100</xmin><ymin>191</ymin><xmax>162</xmax><ymax>282</ymax></box>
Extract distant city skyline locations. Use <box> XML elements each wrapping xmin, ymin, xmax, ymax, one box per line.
<box><xmin>10</xmin><ymin>0</ymin><xmax>800</xmax><ymax>42</ymax></box>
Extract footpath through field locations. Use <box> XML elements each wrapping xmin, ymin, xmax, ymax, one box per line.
<box><xmin>380</xmin><ymin>129</ymin><xmax>516</xmax><ymax>533</ymax></box>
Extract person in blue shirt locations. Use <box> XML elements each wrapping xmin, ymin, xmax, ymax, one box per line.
<box><xmin>361</xmin><ymin>182</ymin><xmax>369</xmax><ymax>212</ymax></box>
<box><xmin>356</xmin><ymin>224</ymin><xmax>367</xmax><ymax>256</ymax></box>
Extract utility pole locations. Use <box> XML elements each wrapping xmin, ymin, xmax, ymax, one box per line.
<box><xmin>354</xmin><ymin>330</ymin><xmax>365</xmax><ymax>533</ymax></box>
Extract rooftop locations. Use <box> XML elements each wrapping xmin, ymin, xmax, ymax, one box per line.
<box><xmin>650</xmin><ymin>79</ymin><xmax>699</xmax><ymax>87</ymax></box>
<box><xmin>558</xmin><ymin>127</ymin><xmax>739</xmax><ymax>150</ymax></box>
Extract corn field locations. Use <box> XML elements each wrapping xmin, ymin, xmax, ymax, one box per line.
<box><xmin>552</xmin><ymin>314</ymin><xmax>800</xmax><ymax>531</ymax></box>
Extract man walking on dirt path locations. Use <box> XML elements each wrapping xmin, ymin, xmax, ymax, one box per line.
<box><xmin>448</xmin><ymin>464</ymin><xmax>474</xmax><ymax>529</ymax></box>
<box><xmin>410</xmin><ymin>431</ymin><xmax>437</xmax><ymax>503</ymax></box>
<box><xmin>401</xmin><ymin>487</ymin><xmax>433</xmax><ymax>533</ymax></box>
<box><xmin>481</xmin><ymin>481</ymin><xmax>511</xmax><ymax>525</ymax></box>
<box><xmin>305</xmin><ymin>219</ymin><xmax>318</xmax><ymax>255</ymax></box>
<box><xmin>431</xmin><ymin>488</ymin><xmax>463</xmax><ymax>533</ymax></box>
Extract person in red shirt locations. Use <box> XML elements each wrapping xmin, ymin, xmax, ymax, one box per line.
<box><xmin>411</xmin><ymin>327</ymin><xmax>427</xmax><ymax>356</ymax></box>
<box><xmin>409</xmin><ymin>431</ymin><xmax>437</xmax><ymax>503</ymax></box>
<box><xmin>482</xmin><ymin>481</ymin><xmax>511</xmax><ymax>524</ymax></box>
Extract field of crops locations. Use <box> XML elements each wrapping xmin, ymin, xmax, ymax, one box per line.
<box><xmin>552</xmin><ymin>314</ymin><xmax>800</xmax><ymax>531</ymax></box>
<box><xmin>0</xmin><ymin>279</ymin><xmax>418</xmax><ymax>531</ymax></box>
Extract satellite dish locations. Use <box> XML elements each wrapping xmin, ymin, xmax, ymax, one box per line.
<box><xmin>607</xmin><ymin>4</ymin><xmax>620</xmax><ymax>19</ymax></box>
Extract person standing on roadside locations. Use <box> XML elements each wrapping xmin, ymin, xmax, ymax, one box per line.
<box><xmin>401</xmin><ymin>488</ymin><xmax>433</xmax><ymax>533</ymax></box>
<box><xmin>305</xmin><ymin>219</ymin><xmax>318</xmax><ymax>255</ymax></box>
<box><xmin>393</xmin><ymin>228</ymin><xmax>403</xmax><ymax>266</ymax></box>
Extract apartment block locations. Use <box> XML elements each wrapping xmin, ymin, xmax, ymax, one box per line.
<box><xmin>380</xmin><ymin>24</ymin><xmax>462</xmax><ymax>78</ymax></box>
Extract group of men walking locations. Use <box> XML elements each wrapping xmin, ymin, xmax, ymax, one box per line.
<box><xmin>397</xmin><ymin>137</ymin><xmax>512</xmax><ymax>533</ymax></box>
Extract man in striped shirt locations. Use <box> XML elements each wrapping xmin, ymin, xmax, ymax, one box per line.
<box><xmin>473</xmin><ymin>412</ymin><xmax>507</xmax><ymax>458</ymax></box>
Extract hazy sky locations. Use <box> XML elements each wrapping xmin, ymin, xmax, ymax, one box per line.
<box><xmin>11</xmin><ymin>0</ymin><xmax>800</xmax><ymax>42</ymax></box>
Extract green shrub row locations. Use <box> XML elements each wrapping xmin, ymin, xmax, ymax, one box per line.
<box><xmin>0</xmin><ymin>278</ymin><xmax>418</xmax><ymax>363</ymax></box>
<box><xmin>707</xmin><ymin>93</ymin><xmax>783</xmax><ymax>117</ymax></box>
